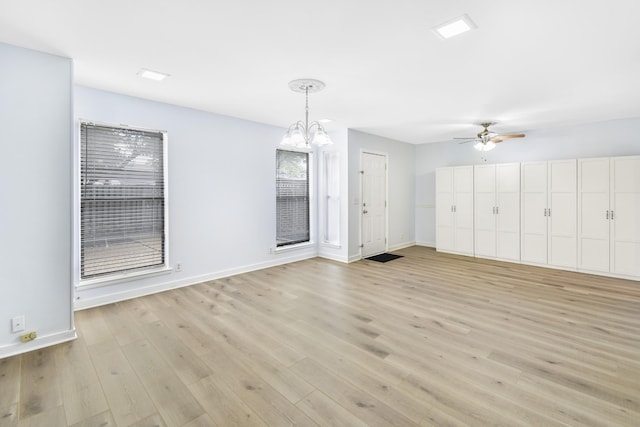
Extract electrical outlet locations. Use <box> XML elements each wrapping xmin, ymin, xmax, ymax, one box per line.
<box><xmin>175</xmin><ymin>263</ymin><xmax>182</xmax><ymax>272</ymax></box>
<box><xmin>12</xmin><ymin>316</ymin><xmax>25</xmax><ymax>333</ymax></box>
<box><xmin>21</xmin><ymin>331</ymin><xmax>36</xmax><ymax>342</ymax></box>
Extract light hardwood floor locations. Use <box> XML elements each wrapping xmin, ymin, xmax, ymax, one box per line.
<box><xmin>2</xmin><ymin>246</ymin><xmax>640</xmax><ymax>426</ymax></box>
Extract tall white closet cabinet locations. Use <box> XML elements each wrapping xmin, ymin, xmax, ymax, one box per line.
<box><xmin>521</xmin><ymin>160</ymin><xmax>577</xmax><ymax>268</ymax></box>
<box><xmin>436</xmin><ymin>166</ymin><xmax>474</xmax><ymax>255</ymax></box>
<box><xmin>474</xmin><ymin>163</ymin><xmax>520</xmax><ymax>261</ymax></box>
<box><xmin>578</xmin><ymin>156</ymin><xmax>640</xmax><ymax>278</ymax></box>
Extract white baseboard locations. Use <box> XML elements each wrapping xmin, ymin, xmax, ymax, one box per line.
<box><xmin>0</xmin><ymin>329</ymin><xmax>77</xmax><ymax>359</ymax></box>
<box><xmin>416</xmin><ymin>240</ymin><xmax>435</xmax><ymax>248</ymax></box>
<box><xmin>75</xmin><ymin>252</ymin><xmax>317</xmax><ymax>310</ymax></box>
<box><xmin>388</xmin><ymin>241</ymin><xmax>416</xmax><ymax>252</ymax></box>
<box><xmin>348</xmin><ymin>254</ymin><xmax>362</xmax><ymax>263</ymax></box>
<box><xmin>317</xmin><ymin>253</ymin><xmax>349</xmax><ymax>263</ymax></box>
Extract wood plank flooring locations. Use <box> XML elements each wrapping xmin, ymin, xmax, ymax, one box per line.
<box><xmin>2</xmin><ymin>246</ymin><xmax>640</xmax><ymax>426</ymax></box>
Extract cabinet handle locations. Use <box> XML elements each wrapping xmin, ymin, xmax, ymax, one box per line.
<box><xmin>544</xmin><ymin>208</ymin><xmax>547</xmax><ymax>217</ymax></box>
<box><xmin>451</xmin><ymin>205</ymin><xmax>454</xmax><ymax>213</ymax></box>
<box><xmin>611</xmin><ymin>210</ymin><xmax>614</xmax><ymax>220</ymax></box>
<box><xmin>496</xmin><ymin>206</ymin><xmax>499</xmax><ymax>215</ymax></box>
<box><xmin>606</xmin><ymin>210</ymin><xmax>609</xmax><ymax>219</ymax></box>
<box><xmin>548</xmin><ymin>208</ymin><xmax>551</xmax><ymax>217</ymax></box>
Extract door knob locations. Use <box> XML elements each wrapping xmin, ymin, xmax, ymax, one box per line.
<box><xmin>363</xmin><ymin>210</ymin><xmax>368</xmax><ymax>214</ymax></box>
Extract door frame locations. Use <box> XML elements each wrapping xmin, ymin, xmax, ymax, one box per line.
<box><xmin>360</xmin><ymin>150</ymin><xmax>388</xmax><ymax>259</ymax></box>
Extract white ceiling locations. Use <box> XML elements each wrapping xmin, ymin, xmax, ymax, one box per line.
<box><xmin>1</xmin><ymin>0</ymin><xmax>640</xmax><ymax>144</ymax></box>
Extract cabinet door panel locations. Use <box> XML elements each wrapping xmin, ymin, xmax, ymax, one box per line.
<box><xmin>454</xmin><ymin>182</ymin><xmax>475</xmax><ymax>255</ymax></box>
<box><xmin>611</xmin><ymin>156</ymin><xmax>640</xmax><ymax>276</ymax></box>
<box><xmin>497</xmin><ymin>164</ymin><xmax>520</xmax><ymax>261</ymax></box>
<box><xmin>521</xmin><ymin>162</ymin><xmax>548</xmax><ymax>264</ymax></box>
<box><xmin>474</xmin><ymin>192</ymin><xmax>496</xmax><ymax>257</ymax></box>
<box><xmin>436</xmin><ymin>168</ymin><xmax>454</xmax><ymax>251</ymax></box>
<box><xmin>474</xmin><ymin>165</ymin><xmax>496</xmax><ymax>258</ymax></box>
<box><xmin>578</xmin><ymin>158</ymin><xmax>610</xmax><ymax>272</ymax></box>
<box><xmin>549</xmin><ymin>159</ymin><xmax>577</xmax><ymax>268</ymax></box>
<box><xmin>549</xmin><ymin>193</ymin><xmax>577</xmax><ymax>267</ymax></box>
<box><xmin>497</xmin><ymin>192</ymin><xmax>521</xmax><ymax>260</ymax></box>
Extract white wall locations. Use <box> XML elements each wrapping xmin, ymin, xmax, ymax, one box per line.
<box><xmin>348</xmin><ymin>130</ymin><xmax>416</xmax><ymax>261</ymax></box>
<box><xmin>415</xmin><ymin>117</ymin><xmax>640</xmax><ymax>246</ymax></box>
<box><xmin>74</xmin><ymin>86</ymin><xmax>318</xmax><ymax>308</ymax></box>
<box><xmin>0</xmin><ymin>43</ymin><xmax>75</xmax><ymax>357</ymax></box>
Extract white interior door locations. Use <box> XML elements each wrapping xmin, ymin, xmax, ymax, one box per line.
<box><xmin>610</xmin><ymin>156</ymin><xmax>640</xmax><ymax>276</ymax></box>
<box><xmin>521</xmin><ymin>161</ymin><xmax>548</xmax><ymax>264</ymax></box>
<box><xmin>361</xmin><ymin>152</ymin><xmax>387</xmax><ymax>257</ymax></box>
<box><xmin>578</xmin><ymin>157</ymin><xmax>610</xmax><ymax>272</ymax></box>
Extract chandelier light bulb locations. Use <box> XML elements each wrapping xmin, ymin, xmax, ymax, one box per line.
<box><xmin>311</xmin><ymin>126</ymin><xmax>331</xmax><ymax>146</ymax></box>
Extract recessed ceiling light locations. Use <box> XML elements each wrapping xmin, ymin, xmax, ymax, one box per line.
<box><xmin>137</xmin><ymin>68</ymin><xmax>170</xmax><ymax>81</ymax></box>
<box><xmin>433</xmin><ymin>14</ymin><xmax>477</xmax><ymax>39</ymax></box>
<box><xmin>318</xmin><ymin>118</ymin><xmax>333</xmax><ymax>124</ymax></box>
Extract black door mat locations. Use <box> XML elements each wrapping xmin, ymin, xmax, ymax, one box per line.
<box><xmin>366</xmin><ymin>253</ymin><xmax>404</xmax><ymax>263</ymax></box>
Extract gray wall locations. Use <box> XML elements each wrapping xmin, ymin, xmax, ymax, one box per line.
<box><xmin>0</xmin><ymin>43</ymin><xmax>75</xmax><ymax>357</ymax></box>
<box><xmin>415</xmin><ymin>117</ymin><xmax>640</xmax><ymax>246</ymax></box>
<box><xmin>348</xmin><ymin>129</ymin><xmax>416</xmax><ymax>261</ymax></box>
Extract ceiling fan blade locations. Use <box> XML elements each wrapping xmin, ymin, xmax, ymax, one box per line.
<box><xmin>489</xmin><ymin>133</ymin><xmax>525</xmax><ymax>143</ymax></box>
<box><xmin>457</xmin><ymin>139</ymin><xmax>478</xmax><ymax>145</ymax></box>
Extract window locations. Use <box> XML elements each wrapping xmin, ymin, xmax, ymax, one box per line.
<box><xmin>322</xmin><ymin>151</ymin><xmax>340</xmax><ymax>245</ymax></box>
<box><xmin>80</xmin><ymin>122</ymin><xmax>167</xmax><ymax>280</ymax></box>
<box><xmin>276</xmin><ymin>149</ymin><xmax>310</xmax><ymax>247</ymax></box>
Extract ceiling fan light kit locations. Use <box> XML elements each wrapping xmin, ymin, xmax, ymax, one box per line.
<box><xmin>474</xmin><ymin>140</ymin><xmax>496</xmax><ymax>151</ymax></box>
<box><xmin>281</xmin><ymin>78</ymin><xmax>333</xmax><ymax>148</ymax></box>
<box><xmin>456</xmin><ymin>122</ymin><xmax>525</xmax><ymax>152</ymax></box>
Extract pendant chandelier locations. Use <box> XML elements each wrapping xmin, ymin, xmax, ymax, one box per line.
<box><xmin>280</xmin><ymin>79</ymin><xmax>333</xmax><ymax>148</ymax></box>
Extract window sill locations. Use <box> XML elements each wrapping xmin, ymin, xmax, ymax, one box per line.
<box><xmin>76</xmin><ymin>265</ymin><xmax>173</xmax><ymax>290</ymax></box>
<box><xmin>273</xmin><ymin>241</ymin><xmax>315</xmax><ymax>254</ymax></box>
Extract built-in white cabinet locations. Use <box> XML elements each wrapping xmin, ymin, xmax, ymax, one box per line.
<box><xmin>435</xmin><ymin>156</ymin><xmax>639</xmax><ymax>281</ymax></box>
<box><xmin>436</xmin><ymin>166</ymin><xmax>474</xmax><ymax>255</ymax></box>
<box><xmin>474</xmin><ymin>163</ymin><xmax>521</xmax><ymax>261</ymax></box>
<box><xmin>578</xmin><ymin>156</ymin><xmax>640</xmax><ymax>278</ymax></box>
<box><xmin>521</xmin><ymin>160</ymin><xmax>577</xmax><ymax>268</ymax></box>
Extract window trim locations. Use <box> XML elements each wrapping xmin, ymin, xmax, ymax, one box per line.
<box><xmin>275</xmin><ymin>147</ymin><xmax>314</xmax><ymax>249</ymax></box>
<box><xmin>75</xmin><ymin>119</ymin><xmax>170</xmax><ymax>288</ymax></box>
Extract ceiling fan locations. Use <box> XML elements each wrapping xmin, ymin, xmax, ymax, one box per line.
<box><xmin>456</xmin><ymin>122</ymin><xmax>525</xmax><ymax>151</ymax></box>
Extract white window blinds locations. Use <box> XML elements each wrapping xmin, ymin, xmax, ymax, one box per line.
<box><xmin>276</xmin><ymin>149</ymin><xmax>310</xmax><ymax>247</ymax></box>
<box><xmin>80</xmin><ymin>122</ymin><xmax>166</xmax><ymax>279</ymax></box>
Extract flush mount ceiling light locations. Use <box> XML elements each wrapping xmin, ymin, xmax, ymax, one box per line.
<box><xmin>137</xmin><ymin>68</ymin><xmax>170</xmax><ymax>81</ymax></box>
<box><xmin>433</xmin><ymin>14</ymin><xmax>477</xmax><ymax>39</ymax></box>
<box><xmin>281</xmin><ymin>79</ymin><xmax>333</xmax><ymax>148</ymax></box>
